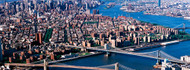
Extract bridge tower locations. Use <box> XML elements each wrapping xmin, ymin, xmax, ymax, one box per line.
<box><xmin>183</xmin><ymin>23</ymin><xmax>185</xmax><ymax>32</ymax></box>
<box><xmin>44</xmin><ymin>59</ymin><xmax>48</xmax><ymax>70</ymax></box>
<box><xmin>115</xmin><ymin>62</ymin><xmax>119</xmax><ymax>70</ymax></box>
<box><xmin>156</xmin><ymin>50</ymin><xmax>161</xmax><ymax>65</ymax></box>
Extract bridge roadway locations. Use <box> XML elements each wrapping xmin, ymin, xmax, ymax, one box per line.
<box><xmin>174</xmin><ymin>27</ymin><xmax>190</xmax><ymax>30</ymax></box>
<box><xmin>4</xmin><ymin>63</ymin><xmax>113</xmax><ymax>70</ymax></box>
<box><xmin>62</xmin><ymin>44</ymin><xmax>186</xmax><ymax>64</ymax></box>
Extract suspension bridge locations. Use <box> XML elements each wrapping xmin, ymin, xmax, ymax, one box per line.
<box><xmin>173</xmin><ymin>23</ymin><xmax>190</xmax><ymax>32</ymax></box>
<box><xmin>4</xmin><ymin>60</ymin><xmax>135</xmax><ymax>70</ymax></box>
<box><xmin>4</xmin><ymin>45</ymin><xmax>187</xmax><ymax>70</ymax></box>
<box><xmin>62</xmin><ymin>44</ymin><xmax>187</xmax><ymax>64</ymax></box>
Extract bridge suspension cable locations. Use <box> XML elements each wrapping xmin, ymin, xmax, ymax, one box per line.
<box><xmin>159</xmin><ymin>51</ymin><xmax>180</xmax><ymax>61</ymax></box>
<box><xmin>173</xmin><ymin>23</ymin><xmax>185</xmax><ymax>28</ymax></box>
<box><xmin>136</xmin><ymin>50</ymin><xmax>180</xmax><ymax>61</ymax></box>
<box><xmin>97</xmin><ymin>63</ymin><xmax>115</xmax><ymax>69</ymax></box>
<box><xmin>119</xmin><ymin>63</ymin><xmax>135</xmax><ymax>70</ymax></box>
<box><xmin>136</xmin><ymin>50</ymin><xmax>158</xmax><ymax>56</ymax></box>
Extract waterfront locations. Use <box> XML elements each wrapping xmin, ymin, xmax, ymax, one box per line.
<box><xmin>91</xmin><ymin>4</ymin><xmax>190</xmax><ymax>33</ymax></box>
<box><xmin>52</xmin><ymin>2</ymin><xmax>190</xmax><ymax>70</ymax></box>
<box><xmin>53</xmin><ymin>40</ymin><xmax>190</xmax><ymax>70</ymax></box>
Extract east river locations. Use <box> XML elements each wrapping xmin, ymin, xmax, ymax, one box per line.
<box><xmin>1</xmin><ymin>1</ymin><xmax>190</xmax><ymax>70</ymax></box>
<box><xmin>53</xmin><ymin>3</ymin><xmax>190</xmax><ymax>70</ymax></box>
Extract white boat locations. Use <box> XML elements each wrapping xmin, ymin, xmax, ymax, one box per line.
<box><xmin>184</xmin><ymin>17</ymin><xmax>190</xmax><ymax>20</ymax></box>
<box><xmin>124</xmin><ymin>9</ymin><xmax>136</xmax><ymax>13</ymax></box>
<box><xmin>120</xmin><ymin>6</ymin><xmax>127</xmax><ymax>10</ymax></box>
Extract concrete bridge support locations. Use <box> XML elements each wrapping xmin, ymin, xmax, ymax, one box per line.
<box><xmin>106</xmin><ymin>52</ymin><xmax>111</xmax><ymax>57</ymax></box>
<box><xmin>115</xmin><ymin>62</ymin><xmax>119</xmax><ymax>70</ymax></box>
<box><xmin>44</xmin><ymin>59</ymin><xmax>48</xmax><ymax>70</ymax></box>
<box><xmin>156</xmin><ymin>50</ymin><xmax>161</xmax><ymax>65</ymax></box>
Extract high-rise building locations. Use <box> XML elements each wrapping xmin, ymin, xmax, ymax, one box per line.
<box><xmin>158</xmin><ymin>0</ymin><xmax>161</xmax><ymax>7</ymax></box>
<box><xmin>66</xmin><ymin>3</ymin><xmax>68</xmax><ymax>10</ymax></box>
<box><xmin>85</xmin><ymin>2</ymin><xmax>88</xmax><ymax>10</ymax></box>
<box><xmin>104</xmin><ymin>44</ymin><xmax>109</xmax><ymax>50</ymax></box>
<box><xmin>93</xmin><ymin>10</ymin><xmax>97</xmax><ymax>15</ymax></box>
<box><xmin>93</xmin><ymin>9</ymin><xmax>100</xmax><ymax>14</ymax></box>
<box><xmin>35</xmin><ymin>33</ymin><xmax>42</xmax><ymax>45</ymax></box>
<box><xmin>111</xmin><ymin>40</ymin><xmax>116</xmax><ymax>48</ymax></box>
<box><xmin>96</xmin><ymin>10</ymin><xmax>99</xmax><ymax>14</ymax></box>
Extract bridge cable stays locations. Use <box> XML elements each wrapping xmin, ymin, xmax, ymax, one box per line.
<box><xmin>173</xmin><ymin>23</ymin><xmax>185</xmax><ymax>28</ymax></box>
<box><xmin>173</xmin><ymin>23</ymin><xmax>186</xmax><ymax>32</ymax></box>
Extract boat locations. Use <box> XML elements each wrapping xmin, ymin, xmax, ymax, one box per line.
<box><xmin>120</xmin><ymin>6</ymin><xmax>127</xmax><ymax>10</ymax></box>
<box><xmin>184</xmin><ymin>17</ymin><xmax>190</xmax><ymax>20</ymax></box>
<box><xmin>124</xmin><ymin>9</ymin><xmax>136</xmax><ymax>13</ymax></box>
<box><xmin>104</xmin><ymin>2</ymin><xmax>116</xmax><ymax>9</ymax></box>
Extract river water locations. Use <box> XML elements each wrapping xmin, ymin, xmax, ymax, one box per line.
<box><xmin>1</xmin><ymin>0</ymin><xmax>190</xmax><ymax>70</ymax></box>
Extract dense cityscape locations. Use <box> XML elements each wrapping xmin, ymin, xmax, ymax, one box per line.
<box><xmin>0</xmin><ymin>0</ymin><xmax>190</xmax><ymax>70</ymax></box>
<box><xmin>120</xmin><ymin>0</ymin><xmax>190</xmax><ymax>19</ymax></box>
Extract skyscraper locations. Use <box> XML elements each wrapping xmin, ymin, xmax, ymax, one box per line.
<box><xmin>158</xmin><ymin>0</ymin><xmax>161</xmax><ymax>7</ymax></box>
<box><xmin>85</xmin><ymin>2</ymin><xmax>88</xmax><ymax>10</ymax></box>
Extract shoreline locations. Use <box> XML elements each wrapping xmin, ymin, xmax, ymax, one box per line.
<box><xmin>32</xmin><ymin>52</ymin><xmax>104</xmax><ymax>65</ymax></box>
<box><xmin>125</xmin><ymin>39</ymin><xmax>190</xmax><ymax>52</ymax></box>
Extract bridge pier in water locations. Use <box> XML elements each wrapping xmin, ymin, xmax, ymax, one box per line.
<box><xmin>44</xmin><ymin>59</ymin><xmax>48</xmax><ymax>70</ymax></box>
<box><xmin>115</xmin><ymin>62</ymin><xmax>119</xmax><ymax>70</ymax></box>
<box><xmin>156</xmin><ymin>50</ymin><xmax>161</xmax><ymax>65</ymax></box>
<box><xmin>105</xmin><ymin>52</ymin><xmax>111</xmax><ymax>57</ymax></box>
